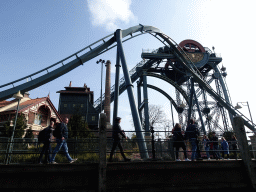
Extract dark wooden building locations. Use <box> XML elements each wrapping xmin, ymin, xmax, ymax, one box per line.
<box><xmin>57</xmin><ymin>82</ymin><xmax>99</xmax><ymax>129</ymax></box>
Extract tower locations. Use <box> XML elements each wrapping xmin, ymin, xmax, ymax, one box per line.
<box><xmin>57</xmin><ymin>82</ymin><xmax>99</xmax><ymax>129</ymax></box>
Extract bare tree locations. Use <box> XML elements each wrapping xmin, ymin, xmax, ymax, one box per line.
<box><xmin>162</xmin><ymin>120</ymin><xmax>173</xmax><ymax>138</ymax></box>
<box><xmin>130</xmin><ymin>104</ymin><xmax>168</xmax><ymax>130</ymax></box>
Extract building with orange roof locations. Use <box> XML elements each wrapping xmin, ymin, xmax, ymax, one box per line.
<box><xmin>0</xmin><ymin>92</ymin><xmax>62</xmax><ymax>138</ymax></box>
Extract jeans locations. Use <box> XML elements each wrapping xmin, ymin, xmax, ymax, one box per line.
<box><xmin>50</xmin><ymin>138</ymin><xmax>72</xmax><ymax>162</ymax></box>
<box><xmin>213</xmin><ymin>145</ymin><xmax>221</xmax><ymax>159</ymax></box>
<box><xmin>205</xmin><ymin>146</ymin><xmax>210</xmax><ymax>159</ymax></box>
<box><xmin>190</xmin><ymin>138</ymin><xmax>197</xmax><ymax>160</ymax></box>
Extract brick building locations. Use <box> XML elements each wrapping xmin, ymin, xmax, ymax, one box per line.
<box><xmin>0</xmin><ymin>92</ymin><xmax>62</xmax><ymax>138</ymax></box>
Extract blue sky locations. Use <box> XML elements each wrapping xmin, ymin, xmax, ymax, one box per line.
<box><xmin>1</xmin><ymin>0</ymin><xmax>256</xmax><ymax>137</ymax></box>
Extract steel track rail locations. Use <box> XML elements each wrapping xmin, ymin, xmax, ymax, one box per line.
<box><xmin>0</xmin><ymin>25</ymin><xmax>160</xmax><ymax>101</ymax></box>
<box><xmin>1</xmin><ymin>24</ymin><xmax>254</xmax><ymax>131</ymax></box>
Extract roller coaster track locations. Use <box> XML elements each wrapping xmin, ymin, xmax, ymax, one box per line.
<box><xmin>0</xmin><ymin>24</ymin><xmax>255</xmax><ymax>131</ymax></box>
<box><xmin>0</xmin><ymin>25</ymin><xmax>160</xmax><ymax>101</ymax></box>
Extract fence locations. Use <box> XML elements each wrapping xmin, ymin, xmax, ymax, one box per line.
<box><xmin>0</xmin><ymin>129</ymin><xmax>255</xmax><ymax>164</ymax></box>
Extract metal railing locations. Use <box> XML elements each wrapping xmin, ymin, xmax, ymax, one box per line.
<box><xmin>0</xmin><ymin>129</ymin><xmax>255</xmax><ymax>164</ymax></box>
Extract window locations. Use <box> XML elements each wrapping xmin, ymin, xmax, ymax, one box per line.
<box><xmin>73</xmin><ymin>104</ymin><xmax>76</xmax><ymax>108</ymax></box>
<box><xmin>34</xmin><ymin>113</ymin><xmax>42</xmax><ymax>125</ymax></box>
<box><xmin>81</xmin><ymin>104</ymin><xmax>84</xmax><ymax>108</ymax></box>
<box><xmin>64</xmin><ymin>104</ymin><xmax>67</xmax><ymax>108</ymax></box>
<box><xmin>92</xmin><ymin>116</ymin><xmax>96</xmax><ymax>121</ymax></box>
<box><xmin>81</xmin><ymin>116</ymin><xmax>85</xmax><ymax>121</ymax></box>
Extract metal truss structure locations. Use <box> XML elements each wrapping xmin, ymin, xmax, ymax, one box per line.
<box><xmin>1</xmin><ymin>24</ymin><xmax>255</xmax><ymax>158</ymax></box>
<box><xmin>140</xmin><ymin>39</ymin><xmax>233</xmax><ymax>134</ymax></box>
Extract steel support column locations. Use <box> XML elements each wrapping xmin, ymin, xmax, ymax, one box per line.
<box><xmin>176</xmin><ymin>90</ymin><xmax>183</xmax><ymax>126</ymax></box>
<box><xmin>115</xmin><ymin>29</ymin><xmax>148</xmax><ymax>159</ymax></box>
<box><xmin>112</xmin><ymin>50</ymin><xmax>121</xmax><ymax>125</ymax></box>
<box><xmin>142</xmin><ymin>70</ymin><xmax>150</xmax><ymax>136</ymax></box>
<box><xmin>137</xmin><ymin>80</ymin><xmax>143</xmax><ymax>123</ymax></box>
<box><xmin>213</xmin><ymin>65</ymin><xmax>234</xmax><ymax>125</ymax></box>
<box><xmin>187</xmin><ymin>79</ymin><xmax>194</xmax><ymax>127</ymax></box>
<box><xmin>171</xmin><ymin>103</ymin><xmax>175</xmax><ymax>128</ymax></box>
<box><xmin>202</xmin><ymin>89</ymin><xmax>211</xmax><ymax>131</ymax></box>
<box><xmin>191</xmin><ymin>79</ymin><xmax>206</xmax><ymax>134</ymax></box>
<box><xmin>187</xmin><ymin>78</ymin><xmax>206</xmax><ymax>134</ymax></box>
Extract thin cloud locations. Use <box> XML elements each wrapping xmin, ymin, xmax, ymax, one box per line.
<box><xmin>87</xmin><ymin>0</ymin><xmax>136</xmax><ymax>31</ymax></box>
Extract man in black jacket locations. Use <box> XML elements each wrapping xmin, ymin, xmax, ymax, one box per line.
<box><xmin>211</xmin><ymin>131</ymin><xmax>221</xmax><ymax>160</ymax></box>
<box><xmin>185</xmin><ymin>119</ymin><xmax>199</xmax><ymax>161</ymax></box>
<box><xmin>109</xmin><ymin>117</ymin><xmax>130</xmax><ymax>162</ymax></box>
<box><xmin>38</xmin><ymin>121</ymin><xmax>54</xmax><ymax>164</ymax></box>
<box><xmin>50</xmin><ymin>117</ymin><xmax>77</xmax><ymax>164</ymax></box>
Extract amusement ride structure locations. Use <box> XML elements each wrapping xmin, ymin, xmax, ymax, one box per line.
<box><xmin>0</xmin><ymin>25</ymin><xmax>255</xmax><ymax>159</ymax></box>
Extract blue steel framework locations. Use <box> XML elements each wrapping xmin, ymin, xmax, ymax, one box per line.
<box><xmin>0</xmin><ymin>25</ymin><xmax>255</xmax><ymax>158</ymax></box>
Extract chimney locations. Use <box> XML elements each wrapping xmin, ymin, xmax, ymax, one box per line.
<box><xmin>104</xmin><ymin>60</ymin><xmax>111</xmax><ymax>123</ymax></box>
<box><xmin>69</xmin><ymin>81</ymin><xmax>72</xmax><ymax>87</ymax></box>
<box><xmin>24</xmin><ymin>92</ymin><xmax>30</xmax><ymax>99</ymax></box>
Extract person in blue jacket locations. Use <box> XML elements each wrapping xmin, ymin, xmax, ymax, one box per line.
<box><xmin>50</xmin><ymin>117</ymin><xmax>77</xmax><ymax>164</ymax></box>
<box><xmin>221</xmin><ymin>137</ymin><xmax>230</xmax><ymax>159</ymax></box>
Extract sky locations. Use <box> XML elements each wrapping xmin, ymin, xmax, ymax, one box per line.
<box><xmin>1</xmin><ymin>0</ymin><xmax>256</xmax><ymax>138</ymax></box>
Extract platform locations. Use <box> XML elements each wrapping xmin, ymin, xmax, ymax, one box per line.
<box><xmin>1</xmin><ymin>160</ymin><xmax>255</xmax><ymax>191</ymax></box>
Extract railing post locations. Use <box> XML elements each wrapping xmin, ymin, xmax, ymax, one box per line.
<box><xmin>233</xmin><ymin>116</ymin><xmax>256</xmax><ymax>189</ymax></box>
<box><xmin>98</xmin><ymin>113</ymin><xmax>107</xmax><ymax>192</ymax></box>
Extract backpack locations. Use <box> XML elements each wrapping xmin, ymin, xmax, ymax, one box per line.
<box><xmin>53</xmin><ymin>123</ymin><xmax>62</xmax><ymax>138</ymax></box>
<box><xmin>38</xmin><ymin>128</ymin><xmax>47</xmax><ymax>143</ymax></box>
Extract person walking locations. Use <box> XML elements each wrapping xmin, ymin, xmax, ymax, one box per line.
<box><xmin>172</xmin><ymin>123</ymin><xmax>190</xmax><ymax>161</ymax></box>
<box><xmin>210</xmin><ymin>132</ymin><xmax>221</xmax><ymax>160</ymax></box>
<box><xmin>109</xmin><ymin>117</ymin><xmax>130</xmax><ymax>162</ymax></box>
<box><xmin>231</xmin><ymin>135</ymin><xmax>238</xmax><ymax>159</ymax></box>
<box><xmin>38</xmin><ymin>121</ymin><xmax>54</xmax><ymax>164</ymax></box>
<box><xmin>185</xmin><ymin>119</ymin><xmax>199</xmax><ymax>161</ymax></box>
<box><xmin>221</xmin><ymin>137</ymin><xmax>230</xmax><ymax>159</ymax></box>
<box><xmin>50</xmin><ymin>117</ymin><xmax>77</xmax><ymax>164</ymax></box>
<box><xmin>203</xmin><ymin>135</ymin><xmax>211</xmax><ymax>160</ymax></box>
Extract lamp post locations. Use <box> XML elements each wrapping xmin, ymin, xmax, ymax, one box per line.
<box><xmin>6</xmin><ymin>90</ymin><xmax>23</xmax><ymax>164</ymax></box>
<box><xmin>96</xmin><ymin>59</ymin><xmax>105</xmax><ymax>112</ymax></box>
<box><xmin>235</xmin><ymin>102</ymin><xmax>254</xmax><ymax>124</ymax></box>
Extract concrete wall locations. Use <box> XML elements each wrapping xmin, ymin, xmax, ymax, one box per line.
<box><xmin>0</xmin><ymin>161</ymin><xmax>255</xmax><ymax>191</ymax></box>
